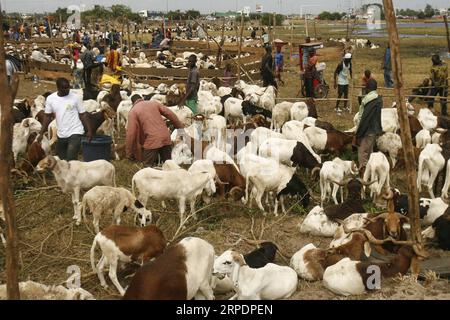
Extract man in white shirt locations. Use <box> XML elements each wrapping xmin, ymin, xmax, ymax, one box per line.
<box><xmin>37</xmin><ymin>78</ymin><xmax>93</xmax><ymax>161</ymax></box>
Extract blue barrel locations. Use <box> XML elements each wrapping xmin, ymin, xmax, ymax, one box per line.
<box><xmin>81</xmin><ymin>135</ymin><xmax>112</xmax><ymax>162</ymax></box>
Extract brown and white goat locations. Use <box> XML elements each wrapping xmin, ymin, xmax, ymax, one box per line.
<box><xmin>90</xmin><ymin>224</ymin><xmax>166</xmax><ymax>296</ymax></box>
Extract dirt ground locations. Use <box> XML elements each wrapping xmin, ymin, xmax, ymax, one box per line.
<box><xmin>1</xmin><ymin>24</ymin><xmax>449</xmax><ymax>300</ymax></box>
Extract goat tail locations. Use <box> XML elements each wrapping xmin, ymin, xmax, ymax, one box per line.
<box><xmin>131</xmin><ymin>177</ymin><xmax>138</xmax><ymax>199</ymax></box>
<box><xmin>90</xmin><ymin>235</ymin><xmax>98</xmax><ymax>273</ymax></box>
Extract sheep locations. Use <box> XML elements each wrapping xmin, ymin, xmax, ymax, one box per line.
<box><xmin>36</xmin><ymin>155</ymin><xmax>116</xmax><ymax>223</ymax></box>
<box><xmin>213</xmin><ymin>250</ymin><xmax>298</xmax><ymax>300</ymax></box>
<box><xmin>116</xmin><ymin>100</ymin><xmax>133</xmax><ymax>135</ymax></box>
<box><xmin>422</xmin><ymin>197</ymin><xmax>448</xmax><ymax>226</ymax></box>
<box><xmin>290</xmin><ymin>232</ymin><xmax>371</xmax><ymax>281</ymax></box>
<box><xmin>258</xmin><ymin>138</ymin><xmax>321</xmax><ymax>169</ymax></box>
<box><xmin>319</xmin><ymin>158</ymin><xmax>359</xmax><ymax>205</ymax></box>
<box><xmin>363</xmin><ymin>152</ymin><xmax>391</xmax><ymax>201</ymax></box>
<box><xmin>417</xmin><ymin>144</ymin><xmax>445</xmax><ymax>198</ymax></box>
<box><xmin>243</xmin><ymin>155</ymin><xmax>310</xmax><ymax>215</ymax></box>
<box><xmin>0</xmin><ymin>281</ymin><xmax>94</xmax><ymax>300</ymax></box>
<box><xmin>81</xmin><ymin>186</ymin><xmax>153</xmax><ymax>233</ymax></box>
<box><xmin>376</xmin><ymin>132</ymin><xmax>402</xmax><ymax>168</ymax></box>
<box><xmin>299</xmin><ymin>206</ymin><xmax>339</xmax><ymax>237</ymax></box>
<box><xmin>323</xmin><ymin>244</ymin><xmax>427</xmax><ymax>296</ymax></box>
<box><xmin>290</xmin><ymin>102</ymin><xmax>309</xmax><ymax>122</ymax></box>
<box><xmin>303</xmin><ymin>126</ymin><xmax>353</xmax><ymax>154</ymax></box>
<box><xmin>131</xmin><ymin>167</ymin><xmax>215</xmax><ymax>227</ymax></box>
<box><xmin>418</xmin><ymin>107</ymin><xmax>437</xmax><ymax>131</ymax></box>
<box><xmin>123</xmin><ymin>237</ymin><xmax>215</xmax><ymax>300</ymax></box>
<box><xmin>90</xmin><ymin>224</ymin><xmax>166</xmax><ymax>296</ymax></box>
<box><xmin>13</xmin><ymin>118</ymin><xmax>42</xmax><ymax>163</ymax></box>
<box><xmin>243</xmin><ymin>242</ymin><xmax>278</xmax><ymax>268</ymax></box>
<box><xmin>415</xmin><ymin>129</ymin><xmax>432</xmax><ymax>149</ymax></box>
<box><xmin>271</xmin><ymin>101</ymin><xmax>293</xmax><ymax>132</ymax></box>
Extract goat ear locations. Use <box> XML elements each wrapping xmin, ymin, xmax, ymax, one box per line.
<box><xmin>22</xmin><ymin>119</ymin><xmax>30</xmax><ymax>127</ymax></box>
<box><xmin>364</xmin><ymin>242</ymin><xmax>372</xmax><ymax>258</ymax></box>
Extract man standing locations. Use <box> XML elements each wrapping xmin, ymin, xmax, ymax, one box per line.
<box><xmin>179</xmin><ymin>55</ymin><xmax>200</xmax><ymax>114</ymax></box>
<box><xmin>37</xmin><ymin>78</ymin><xmax>93</xmax><ymax>161</ymax></box>
<box><xmin>274</xmin><ymin>46</ymin><xmax>284</xmax><ymax>86</ymax></box>
<box><xmin>260</xmin><ymin>45</ymin><xmax>277</xmax><ymax>89</ymax></box>
<box><xmin>355</xmin><ymin>79</ymin><xmax>382</xmax><ymax>176</ymax></box>
<box><xmin>81</xmin><ymin>44</ymin><xmax>101</xmax><ymax>89</ymax></box>
<box><xmin>382</xmin><ymin>44</ymin><xmax>393</xmax><ymax>88</ymax></box>
<box><xmin>106</xmin><ymin>43</ymin><xmax>121</xmax><ymax>73</ymax></box>
<box><xmin>126</xmin><ymin>95</ymin><xmax>184</xmax><ymax>167</ymax></box>
<box><xmin>304</xmin><ymin>54</ymin><xmax>317</xmax><ymax>98</ymax></box>
<box><xmin>334</xmin><ymin>53</ymin><xmax>353</xmax><ymax>112</ymax></box>
<box><xmin>427</xmin><ymin>54</ymin><xmax>448</xmax><ymax>116</ymax></box>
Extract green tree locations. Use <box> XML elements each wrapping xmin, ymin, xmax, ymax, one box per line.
<box><xmin>110</xmin><ymin>4</ymin><xmax>132</xmax><ymax>19</ymax></box>
<box><xmin>261</xmin><ymin>13</ymin><xmax>285</xmax><ymax>26</ymax></box>
<box><xmin>424</xmin><ymin>4</ymin><xmax>435</xmax><ymax>18</ymax></box>
<box><xmin>417</xmin><ymin>11</ymin><xmax>426</xmax><ymax>19</ymax></box>
<box><xmin>186</xmin><ymin>9</ymin><xmax>201</xmax><ymax>19</ymax></box>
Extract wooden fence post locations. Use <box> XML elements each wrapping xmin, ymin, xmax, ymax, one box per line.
<box><xmin>0</xmin><ymin>10</ymin><xmax>21</xmax><ymax>300</ymax></box>
<box><xmin>382</xmin><ymin>0</ymin><xmax>422</xmax><ymax>244</ymax></box>
<box><xmin>444</xmin><ymin>15</ymin><xmax>450</xmax><ymax>54</ymax></box>
<box><xmin>238</xmin><ymin>14</ymin><xmax>244</xmax><ymax>81</ymax></box>
<box><xmin>127</xmin><ymin>19</ymin><xmax>132</xmax><ymax>54</ymax></box>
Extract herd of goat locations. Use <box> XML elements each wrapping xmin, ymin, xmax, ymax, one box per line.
<box><xmin>1</xmin><ymin>75</ymin><xmax>449</xmax><ymax>300</ymax></box>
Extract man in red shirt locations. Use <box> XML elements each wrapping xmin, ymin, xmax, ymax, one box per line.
<box><xmin>126</xmin><ymin>95</ymin><xmax>185</xmax><ymax>167</ymax></box>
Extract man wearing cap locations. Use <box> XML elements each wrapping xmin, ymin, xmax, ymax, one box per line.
<box><xmin>334</xmin><ymin>53</ymin><xmax>353</xmax><ymax>112</ymax></box>
<box><xmin>355</xmin><ymin>79</ymin><xmax>382</xmax><ymax>176</ymax></box>
<box><xmin>427</xmin><ymin>54</ymin><xmax>448</xmax><ymax>116</ymax></box>
<box><xmin>126</xmin><ymin>95</ymin><xmax>185</xmax><ymax>167</ymax></box>
<box><xmin>260</xmin><ymin>45</ymin><xmax>277</xmax><ymax>89</ymax></box>
<box><xmin>178</xmin><ymin>54</ymin><xmax>200</xmax><ymax>114</ymax></box>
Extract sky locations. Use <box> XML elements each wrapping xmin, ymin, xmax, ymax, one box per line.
<box><xmin>0</xmin><ymin>0</ymin><xmax>449</xmax><ymax>14</ymax></box>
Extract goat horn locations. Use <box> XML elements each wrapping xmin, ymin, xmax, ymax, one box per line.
<box><xmin>442</xmin><ymin>193</ymin><xmax>450</xmax><ymax>205</ymax></box>
<box><xmin>215</xmin><ymin>174</ymin><xmax>229</xmax><ymax>185</ymax></box>
<box><xmin>357</xmin><ymin>178</ymin><xmax>377</xmax><ymax>187</ymax></box>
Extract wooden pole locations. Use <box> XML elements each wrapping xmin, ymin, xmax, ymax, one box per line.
<box><xmin>305</xmin><ymin>14</ymin><xmax>308</xmax><ymax>37</ymax></box>
<box><xmin>313</xmin><ymin>19</ymin><xmax>317</xmax><ymax>39</ymax></box>
<box><xmin>444</xmin><ymin>15</ymin><xmax>450</xmax><ymax>54</ymax></box>
<box><xmin>120</xmin><ymin>17</ymin><xmax>124</xmax><ymax>52</ymax></box>
<box><xmin>127</xmin><ymin>19</ymin><xmax>132</xmax><ymax>54</ymax></box>
<box><xmin>272</xmin><ymin>12</ymin><xmax>276</xmax><ymax>42</ymax></box>
<box><xmin>382</xmin><ymin>0</ymin><xmax>422</xmax><ymax>244</ymax></box>
<box><xmin>0</xmin><ymin>10</ymin><xmax>21</xmax><ymax>300</ymax></box>
<box><xmin>238</xmin><ymin>14</ymin><xmax>244</xmax><ymax>81</ymax></box>
<box><xmin>217</xmin><ymin>18</ymin><xmax>225</xmax><ymax>68</ymax></box>
<box><xmin>346</xmin><ymin>13</ymin><xmax>349</xmax><ymax>39</ymax></box>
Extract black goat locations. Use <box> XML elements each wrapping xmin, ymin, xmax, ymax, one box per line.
<box><xmin>13</xmin><ymin>101</ymin><xmax>32</xmax><ymax>123</ymax></box>
<box><xmin>432</xmin><ymin>208</ymin><xmax>450</xmax><ymax>250</ymax></box>
<box><xmin>324</xmin><ymin>179</ymin><xmax>372</xmax><ymax>221</ymax></box>
<box><xmin>243</xmin><ymin>242</ymin><xmax>278</xmax><ymax>268</ymax></box>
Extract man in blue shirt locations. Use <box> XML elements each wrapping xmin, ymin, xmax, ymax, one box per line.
<box><xmin>382</xmin><ymin>44</ymin><xmax>393</xmax><ymax>88</ymax></box>
<box><xmin>275</xmin><ymin>46</ymin><xmax>284</xmax><ymax>86</ymax></box>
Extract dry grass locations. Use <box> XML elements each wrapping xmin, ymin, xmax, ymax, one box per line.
<box><xmin>1</xmin><ymin>24</ymin><xmax>449</xmax><ymax>300</ymax></box>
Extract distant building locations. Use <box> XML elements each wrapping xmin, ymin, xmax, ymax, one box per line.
<box><xmin>213</xmin><ymin>11</ymin><xmax>238</xmax><ymax>19</ymax></box>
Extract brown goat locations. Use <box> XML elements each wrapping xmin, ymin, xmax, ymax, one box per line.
<box><xmin>213</xmin><ymin>163</ymin><xmax>246</xmax><ymax>201</ymax></box>
<box><xmin>324</xmin><ymin>129</ymin><xmax>354</xmax><ymax>154</ymax></box>
<box><xmin>19</xmin><ymin>133</ymin><xmax>46</xmax><ymax>174</ymax></box>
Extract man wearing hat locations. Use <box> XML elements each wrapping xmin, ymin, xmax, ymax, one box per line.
<box><xmin>355</xmin><ymin>79</ymin><xmax>382</xmax><ymax>176</ymax></box>
<box><xmin>334</xmin><ymin>53</ymin><xmax>353</xmax><ymax>112</ymax></box>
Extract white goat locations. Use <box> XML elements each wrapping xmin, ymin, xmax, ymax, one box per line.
<box><xmin>81</xmin><ymin>186</ymin><xmax>152</xmax><ymax>233</ymax></box>
<box><xmin>213</xmin><ymin>250</ymin><xmax>298</xmax><ymax>300</ymax></box>
<box><xmin>363</xmin><ymin>152</ymin><xmax>391</xmax><ymax>199</ymax></box>
<box><xmin>376</xmin><ymin>132</ymin><xmax>402</xmax><ymax>168</ymax></box>
<box><xmin>319</xmin><ymin>158</ymin><xmax>358</xmax><ymax>205</ymax></box>
<box><xmin>417</xmin><ymin>144</ymin><xmax>445</xmax><ymax>198</ymax></box>
<box><xmin>36</xmin><ymin>156</ymin><xmax>116</xmax><ymax>223</ymax></box>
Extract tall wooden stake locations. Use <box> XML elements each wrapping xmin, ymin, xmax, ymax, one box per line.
<box><xmin>383</xmin><ymin>0</ymin><xmax>422</xmax><ymax>244</ymax></box>
<box><xmin>444</xmin><ymin>15</ymin><xmax>450</xmax><ymax>54</ymax></box>
<box><xmin>238</xmin><ymin>14</ymin><xmax>244</xmax><ymax>81</ymax></box>
<box><xmin>0</xmin><ymin>9</ymin><xmax>21</xmax><ymax>300</ymax></box>
<box><xmin>272</xmin><ymin>13</ymin><xmax>276</xmax><ymax>42</ymax></box>
<box><xmin>217</xmin><ymin>18</ymin><xmax>225</xmax><ymax>69</ymax></box>
<box><xmin>127</xmin><ymin>19</ymin><xmax>132</xmax><ymax>54</ymax></box>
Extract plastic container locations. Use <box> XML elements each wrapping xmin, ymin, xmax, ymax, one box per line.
<box><xmin>81</xmin><ymin>135</ymin><xmax>112</xmax><ymax>162</ymax></box>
